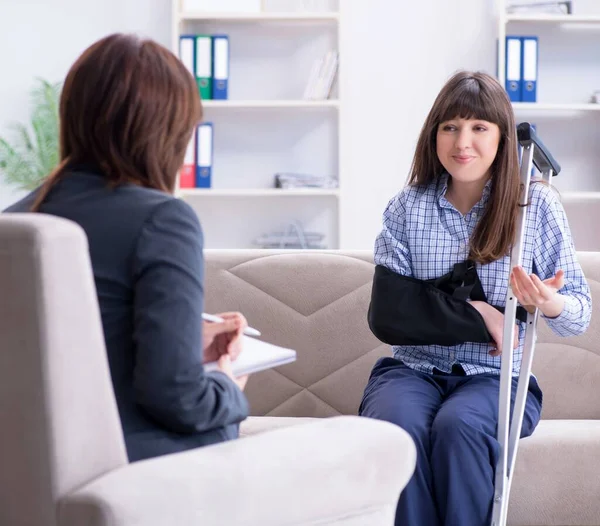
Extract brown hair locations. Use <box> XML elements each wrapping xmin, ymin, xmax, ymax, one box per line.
<box><xmin>31</xmin><ymin>33</ymin><xmax>202</xmax><ymax>211</ymax></box>
<box><xmin>408</xmin><ymin>70</ymin><xmax>521</xmax><ymax>264</ymax></box>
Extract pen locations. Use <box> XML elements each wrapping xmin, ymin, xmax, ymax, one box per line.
<box><xmin>202</xmin><ymin>313</ymin><xmax>262</xmax><ymax>337</ymax></box>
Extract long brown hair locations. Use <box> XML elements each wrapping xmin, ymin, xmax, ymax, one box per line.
<box><xmin>31</xmin><ymin>33</ymin><xmax>202</xmax><ymax>211</ymax></box>
<box><xmin>408</xmin><ymin>70</ymin><xmax>521</xmax><ymax>264</ymax></box>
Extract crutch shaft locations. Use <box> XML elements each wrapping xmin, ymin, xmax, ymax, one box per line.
<box><xmin>491</xmin><ymin>141</ymin><xmax>536</xmax><ymax>526</ymax></box>
<box><xmin>491</xmin><ymin>122</ymin><xmax>558</xmax><ymax>526</ymax></box>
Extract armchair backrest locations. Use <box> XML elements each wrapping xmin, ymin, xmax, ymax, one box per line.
<box><xmin>0</xmin><ymin>214</ymin><xmax>127</xmax><ymax>526</ymax></box>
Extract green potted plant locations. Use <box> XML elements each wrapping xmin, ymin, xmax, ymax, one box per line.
<box><xmin>0</xmin><ymin>78</ymin><xmax>61</xmax><ymax>191</ymax></box>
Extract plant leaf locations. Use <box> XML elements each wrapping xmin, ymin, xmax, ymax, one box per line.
<box><xmin>0</xmin><ymin>77</ymin><xmax>61</xmax><ymax>191</ymax></box>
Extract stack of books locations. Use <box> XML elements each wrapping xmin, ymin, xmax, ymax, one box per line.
<box><xmin>274</xmin><ymin>172</ymin><xmax>338</xmax><ymax>189</ymax></box>
<box><xmin>253</xmin><ymin>221</ymin><xmax>326</xmax><ymax>249</ymax></box>
<box><xmin>506</xmin><ymin>1</ymin><xmax>573</xmax><ymax>14</ymax></box>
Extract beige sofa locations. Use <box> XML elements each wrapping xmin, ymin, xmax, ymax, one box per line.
<box><xmin>0</xmin><ymin>215</ymin><xmax>416</xmax><ymax>526</ymax></box>
<box><xmin>204</xmin><ymin>249</ymin><xmax>600</xmax><ymax>526</ymax></box>
<box><xmin>562</xmin><ymin>195</ymin><xmax>600</xmax><ymax>252</ymax></box>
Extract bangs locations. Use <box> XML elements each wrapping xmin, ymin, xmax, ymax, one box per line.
<box><xmin>437</xmin><ymin>78</ymin><xmax>503</xmax><ymax>126</ymax></box>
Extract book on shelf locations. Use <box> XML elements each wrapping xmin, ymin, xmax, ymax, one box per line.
<box><xmin>182</xmin><ymin>0</ymin><xmax>262</xmax><ymax>13</ymax></box>
<box><xmin>303</xmin><ymin>50</ymin><xmax>339</xmax><ymax>100</ymax></box>
<box><xmin>506</xmin><ymin>1</ymin><xmax>573</xmax><ymax>14</ymax></box>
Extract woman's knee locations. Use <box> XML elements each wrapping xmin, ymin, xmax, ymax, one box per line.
<box><xmin>431</xmin><ymin>409</ymin><xmax>491</xmax><ymax>443</ymax></box>
<box><xmin>361</xmin><ymin>394</ymin><xmax>432</xmax><ymax>446</ymax></box>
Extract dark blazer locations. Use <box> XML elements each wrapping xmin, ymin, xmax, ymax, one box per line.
<box><xmin>4</xmin><ymin>165</ymin><xmax>249</xmax><ymax>462</ymax></box>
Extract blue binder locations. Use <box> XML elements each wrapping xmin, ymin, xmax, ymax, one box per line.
<box><xmin>521</xmin><ymin>36</ymin><xmax>538</xmax><ymax>103</ymax></box>
<box><xmin>505</xmin><ymin>36</ymin><xmax>522</xmax><ymax>102</ymax></box>
<box><xmin>178</xmin><ymin>35</ymin><xmax>196</xmax><ymax>79</ymax></box>
<box><xmin>196</xmin><ymin>122</ymin><xmax>213</xmax><ymax>188</ymax></box>
<box><xmin>212</xmin><ymin>35</ymin><xmax>229</xmax><ymax>100</ymax></box>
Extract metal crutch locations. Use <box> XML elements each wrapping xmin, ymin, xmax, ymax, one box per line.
<box><xmin>491</xmin><ymin>122</ymin><xmax>561</xmax><ymax>526</ymax></box>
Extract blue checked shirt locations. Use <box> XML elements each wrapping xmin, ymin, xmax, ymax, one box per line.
<box><xmin>374</xmin><ymin>173</ymin><xmax>592</xmax><ymax>376</ymax></box>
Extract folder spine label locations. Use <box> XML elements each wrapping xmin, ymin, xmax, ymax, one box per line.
<box><xmin>196</xmin><ymin>123</ymin><xmax>213</xmax><ymax>188</ymax></box>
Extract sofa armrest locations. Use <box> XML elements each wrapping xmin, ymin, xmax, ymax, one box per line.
<box><xmin>59</xmin><ymin>416</ymin><xmax>416</xmax><ymax>526</ymax></box>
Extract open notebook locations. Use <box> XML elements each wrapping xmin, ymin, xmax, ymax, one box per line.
<box><xmin>204</xmin><ymin>335</ymin><xmax>297</xmax><ymax>377</ymax></box>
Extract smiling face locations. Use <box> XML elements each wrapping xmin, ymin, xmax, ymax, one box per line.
<box><xmin>436</xmin><ymin>117</ymin><xmax>501</xmax><ymax>185</ymax></box>
<box><xmin>407</xmin><ymin>71</ymin><xmax>522</xmax><ymax>264</ymax></box>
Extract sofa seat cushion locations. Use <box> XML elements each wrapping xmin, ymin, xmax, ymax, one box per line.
<box><xmin>509</xmin><ymin>419</ymin><xmax>600</xmax><ymax>526</ymax></box>
<box><xmin>240</xmin><ymin>416</ymin><xmax>318</xmax><ymax>438</ymax></box>
<box><xmin>243</xmin><ymin>417</ymin><xmax>600</xmax><ymax>525</ymax></box>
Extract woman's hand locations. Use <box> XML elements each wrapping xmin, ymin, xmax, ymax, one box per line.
<box><xmin>215</xmin><ymin>354</ymin><xmax>249</xmax><ymax>392</ymax></box>
<box><xmin>202</xmin><ymin>312</ymin><xmax>248</xmax><ymax>364</ymax></box>
<box><xmin>510</xmin><ymin>267</ymin><xmax>565</xmax><ymax>318</ymax></box>
<box><xmin>469</xmin><ymin>300</ymin><xmax>519</xmax><ymax>357</ymax></box>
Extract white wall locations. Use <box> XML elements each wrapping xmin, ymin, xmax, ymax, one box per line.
<box><xmin>339</xmin><ymin>0</ymin><xmax>497</xmax><ymax>248</ymax></box>
<box><xmin>0</xmin><ymin>0</ymin><xmax>171</xmax><ymax>209</ymax></box>
<box><xmin>0</xmin><ymin>0</ymin><xmax>497</xmax><ymax>248</ymax></box>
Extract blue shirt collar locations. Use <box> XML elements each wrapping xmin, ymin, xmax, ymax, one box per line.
<box><xmin>436</xmin><ymin>172</ymin><xmax>492</xmax><ymax>212</ymax></box>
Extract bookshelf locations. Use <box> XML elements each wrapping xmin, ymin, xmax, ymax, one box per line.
<box><xmin>179</xmin><ymin>12</ymin><xmax>340</xmax><ymax>22</ymax></box>
<box><xmin>511</xmin><ymin>102</ymin><xmax>600</xmax><ymax>112</ymax></box>
<box><xmin>180</xmin><ymin>188</ymin><xmax>340</xmax><ymax>197</ymax></box>
<box><xmin>200</xmin><ymin>99</ymin><xmax>340</xmax><ymax>109</ymax></box>
<box><xmin>171</xmin><ymin>0</ymin><xmax>341</xmax><ymax>249</ymax></box>
<box><xmin>506</xmin><ymin>13</ymin><xmax>600</xmax><ymax>23</ymax></box>
<box><xmin>496</xmin><ymin>0</ymin><xmax>600</xmax><ymax>193</ymax></box>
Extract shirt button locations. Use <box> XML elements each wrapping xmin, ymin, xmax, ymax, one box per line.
<box><xmin>449</xmin><ymin>353</ymin><xmax>456</xmax><ymax>361</ymax></box>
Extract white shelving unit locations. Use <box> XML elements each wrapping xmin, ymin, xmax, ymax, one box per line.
<box><xmin>497</xmin><ymin>0</ymin><xmax>600</xmax><ymax>193</ymax></box>
<box><xmin>172</xmin><ymin>0</ymin><xmax>341</xmax><ymax>249</ymax></box>
<box><xmin>180</xmin><ymin>188</ymin><xmax>340</xmax><ymax>197</ymax></box>
<box><xmin>179</xmin><ymin>12</ymin><xmax>340</xmax><ymax>22</ymax></box>
<box><xmin>512</xmin><ymin>102</ymin><xmax>600</xmax><ymax>112</ymax></box>
<box><xmin>201</xmin><ymin>99</ymin><xmax>340</xmax><ymax>109</ymax></box>
<box><xmin>506</xmin><ymin>13</ymin><xmax>600</xmax><ymax>23</ymax></box>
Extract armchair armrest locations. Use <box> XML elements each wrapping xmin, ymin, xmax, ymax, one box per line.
<box><xmin>59</xmin><ymin>416</ymin><xmax>416</xmax><ymax>526</ymax></box>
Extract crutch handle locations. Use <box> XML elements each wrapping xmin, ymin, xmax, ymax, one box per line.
<box><xmin>517</xmin><ymin>122</ymin><xmax>561</xmax><ymax>176</ymax></box>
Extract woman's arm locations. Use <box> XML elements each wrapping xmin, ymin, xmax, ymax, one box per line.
<box><xmin>374</xmin><ymin>192</ymin><xmax>414</xmax><ymax>276</ymax></box>
<box><xmin>528</xmin><ymin>184</ymin><xmax>592</xmax><ymax>337</ymax></box>
<box><xmin>131</xmin><ymin>198</ymin><xmax>249</xmax><ymax>434</ymax></box>
<box><xmin>369</xmin><ymin>191</ymin><xmax>493</xmax><ymax>346</ymax></box>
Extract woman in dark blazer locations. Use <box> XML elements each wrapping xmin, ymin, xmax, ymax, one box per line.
<box><xmin>4</xmin><ymin>33</ymin><xmax>250</xmax><ymax>462</ymax></box>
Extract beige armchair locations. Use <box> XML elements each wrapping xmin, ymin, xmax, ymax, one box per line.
<box><xmin>0</xmin><ymin>214</ymin><xmax>416</xmax><ymax>526</ymax></box>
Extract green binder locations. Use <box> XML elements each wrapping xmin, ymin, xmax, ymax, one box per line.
<box><xmin>195</xmin><ymin>35</ymin><xmax>212</xmax><ymax>100</ymax></box>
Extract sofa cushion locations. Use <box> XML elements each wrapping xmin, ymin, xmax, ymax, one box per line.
<box><xmin>509</xmin><ymin>419</ymin><xmax>600</xmax><ymax>525</ymax></box>
<box><xmin>240</xmin><ymin>416</ymin><xmax>317</xmax><ymax>438</ymax></box>
<box><xmin>242</xmin><ymin>416</ymin><xmax>600</xmax><ymax>525</ymax></box>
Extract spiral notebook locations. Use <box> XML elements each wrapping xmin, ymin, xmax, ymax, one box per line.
<box><xmin>204</xmin><ymin>336</ymin><xmax>297</xmax><ymax>377</ymax></box>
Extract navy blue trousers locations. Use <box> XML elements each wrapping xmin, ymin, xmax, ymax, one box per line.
<box><xmin>359</xmin><ymin>358</ymin><xmax>543</xmax><ymax>526</ymax></box>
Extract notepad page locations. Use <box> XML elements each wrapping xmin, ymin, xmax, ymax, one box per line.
<box><xmin>204</xmin><ymin>336</ymin><xmax>297</xmax><ymax>376</ymax></box>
